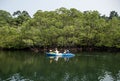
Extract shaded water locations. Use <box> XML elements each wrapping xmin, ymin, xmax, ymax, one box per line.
<box><xmin>0</xmin><ymin>51</ymin><xmax>120</xmax><ymax>81</ymax></box>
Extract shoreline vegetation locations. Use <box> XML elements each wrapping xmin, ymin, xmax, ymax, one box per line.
<box><xmin>0</xmin><ymin>7</ymin><xmax>120</xmax><ymax>52</ymax></box>
<box><xmin>0</xmin><ymin>47</ymin><xmax>120</xmax><ymax>53</ymax></box>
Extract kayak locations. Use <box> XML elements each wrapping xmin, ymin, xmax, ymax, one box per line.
<box><xmin>46</xmin><ymin>52</ymin><xmax>75</xmax><ymax>56</ymax></box>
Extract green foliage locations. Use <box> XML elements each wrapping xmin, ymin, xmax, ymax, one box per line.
<box><xmin>12</xmin><ymin>10</ymin><xmax>31</xmax><ymax>26</ymax></box>
<box><xmin>0</xmin><ymin>10</ymin><xmax>12</xmax><ymax>27</ymax></box>
<box><xmin>0</xmin><ymin>8</ymin><xmax>120</xmax><ymax>49</ymax></box>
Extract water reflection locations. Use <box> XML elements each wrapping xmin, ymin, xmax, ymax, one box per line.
<box><xmin>0</xmin><ymin>51</ymin><xmax>120</xmax><ymax>81</ymax></box>
<box><xmin>5</xmin><ymin>73</ymin><xmax>33</xmax><ymax>81</ymax></box>
<box><xmin>47</xmin><ymin>55</ymin><xmax>75</xmax><ymax>63</ymax></box>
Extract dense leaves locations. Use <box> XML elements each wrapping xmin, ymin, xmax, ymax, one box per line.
<box><xmin>0</xmin><ymin>8</ymin><xmax>120</xmax><ymax>49</ymax></box>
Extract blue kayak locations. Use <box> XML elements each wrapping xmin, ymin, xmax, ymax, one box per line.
<box><xmin>46</xmin><ymin>52</ymin><xmax>75</xmax><ymax>56</ymax></box>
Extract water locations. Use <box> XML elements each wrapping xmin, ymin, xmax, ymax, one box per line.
<box><xmin>0</xmin><ymin>51</ymin><xmax>120</xmax><ymax>81</ymax></box>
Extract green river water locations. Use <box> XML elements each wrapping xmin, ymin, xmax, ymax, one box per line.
<box><xmin>0</xmin><ymin>51</ymin><xmax>120</xmax><ymax>81</ymax></box>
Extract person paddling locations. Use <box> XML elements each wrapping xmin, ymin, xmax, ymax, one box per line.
<box><xmin>66</xmin><ymin>49</ymin><xmax>70</xmax><ymax>53</ymax></box>
<box><xmin>49</xmin><ymin>50</ymin><xmax>53</xmax><ymax>54</ymax></box>
<box><xmin>55</xmin><ymin>48</ymin><xmax>59</xmax><ymax>54</ymax></box>
<box><xmin>64</xmin><ymin>49</ymin><xmax>70</xmax><ymax>53</ymax></box>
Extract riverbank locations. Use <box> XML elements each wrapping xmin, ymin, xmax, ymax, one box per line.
<box><xmin>0</xmin><ymin>46</ymin><xmax>120</xmax><ymax>53</ymax></box>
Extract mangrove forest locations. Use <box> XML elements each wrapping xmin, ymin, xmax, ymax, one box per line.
<box><xmin>0</xmin><ymin>7</ymin><xmax>120</xmax><ymax>51</ymax></box>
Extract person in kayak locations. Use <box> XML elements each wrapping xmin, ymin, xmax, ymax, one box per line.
<box><xmin>64</xmin><ymin>49</ymin><xmax>70</xmax><ymax>53</ymax></box>
<box><xmin>49</xmin><ymin>50</ymin><xmax>54</xmax><ymax>54</ymax></box>
<box><xmin>55</xmin><ymin>48</ymin><xmax>59</xmax><ymax>54</ymax></box>
<box><xmin>66</xmin><ymin>49</ymin><xmax>70</xmax><ymax>53</ymax></box>
<box><xmin>64</xmin><ymin>49</ymin><xmax>67</xmax><ymax>53</ymax></box>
